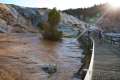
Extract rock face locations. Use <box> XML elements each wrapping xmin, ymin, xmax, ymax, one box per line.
<box><xmin>0</xmin><ymin>3</ymin><xmax>48</xmax><ymax>33</ymax></box>
<box><xmin>59</xmin><ymin>12</ymin><xmax>86</xmax><ymax>37</ymax></box>
<box><xmin>60</xmin><ymin>13</ymin><xmax>85</xmax><ymax>25</ymax></box>
<box><xmin>96</xmin><ymin>8</ymin><xmax>120</xmax><ymax>32</ymax></box>
<box><xmin>0</xmin><ymin>3</ymin><xmax>86</xmax><ymax>33</ymax></box>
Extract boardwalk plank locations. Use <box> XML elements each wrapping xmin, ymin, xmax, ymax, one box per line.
<box><xmin>92</xmin><ymin>40</ymin><xmax>120</xmax><ymax>80</ymax></box>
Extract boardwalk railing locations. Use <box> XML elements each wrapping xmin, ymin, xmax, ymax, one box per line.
<box><xmin>104</xmin><ymin>33</ymin><xmax>120</xmax><ymax>47</ymax></box>
<box><xmin>84</xmin><ymin>38</ymin><xmax>94</xmax><ymax>80</ymax></box>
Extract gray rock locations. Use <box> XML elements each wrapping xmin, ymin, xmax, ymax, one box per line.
<box><xmin>41</xmin><ymin>64</ymin><xmax>57</xmax><ymax>74</ymax></box>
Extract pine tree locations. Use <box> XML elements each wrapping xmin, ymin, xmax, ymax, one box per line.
<box><xmin>41</xmin><ymin>8</ymin><xmax>62</xmax><ymax>41</ymax></box>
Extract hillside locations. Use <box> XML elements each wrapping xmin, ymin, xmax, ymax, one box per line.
<box><xmin>0</xmin><ymin>3</ymin><xmax>86</xmax><ymax>34</ymax></box>
<box><xmin>63</xmin><ymin>4</ymin><xmax>108</xmax><ymax>22</ymax></box>
<box><xmin>0</xmin><ymin>3</ymin><xmax>49</xmax><ymax>33</ymax></box>
<box><xmin>96</xmin><ymin>8</ymin><xmax>120</xmax><ymax>32</ymax></box>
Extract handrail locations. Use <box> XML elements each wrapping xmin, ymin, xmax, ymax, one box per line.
<box><xmin>76</xmin><ymin>28</ymin><xmax>88</xmax><ymax>39</ymax></box>
<box><xmin>84</xmin><ymin>37</ymin><xmax>95</xmax><ymax>80</ymax></box>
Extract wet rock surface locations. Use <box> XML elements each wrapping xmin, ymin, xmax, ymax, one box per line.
<box><xmin>0</xmin><ymin>33</ymin><xmax>83</xmax><ymax>80</ymax></box>
<box><xmin>41</xmin><ymin>64</ymin><xmax>57</xmax><ymax>75</ymax></box>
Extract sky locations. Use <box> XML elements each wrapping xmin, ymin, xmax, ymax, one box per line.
<box><xmin>0</xmin><ymin>0</ymin><xmax>119</xmax><ymax>10</ymax></box>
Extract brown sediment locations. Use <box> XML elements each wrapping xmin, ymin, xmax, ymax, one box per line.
<box><xmin>0</xmin><ymin>33</ymin><xmax>83</xmax><ymax>80</ymax></box>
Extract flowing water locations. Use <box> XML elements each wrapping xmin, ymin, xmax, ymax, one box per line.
<box><xmin>0</xmin><ymin>33</ymin><xmax>83</xmax><ymax>80</ymax></box>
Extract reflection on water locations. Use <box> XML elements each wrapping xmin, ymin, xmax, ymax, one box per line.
<box><xmin>0</xmin><ymin>33</ymin><xmax>83</xmax><ymax>80</ymax></box>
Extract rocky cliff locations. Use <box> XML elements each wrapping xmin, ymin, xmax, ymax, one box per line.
<box><xmin>60</xmin><ymin>12</ymin><xmax>84</xmax><ymax>25</ymax></box>
<box><xmin>0</xmin><ymin>3</ymin><xmax>85</xmax><ymax>33</ymax></box>
<box><xmin>0</xmin><ymin>3</ymin><xmax>50</xmax><ymax>33</ymax></box>
<box><xmin>0</xmin><ymin>3</ymin><xmax>38</xmax><ymax>33</ymax></box>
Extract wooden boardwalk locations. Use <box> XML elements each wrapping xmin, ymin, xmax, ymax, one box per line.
<box><xmin>92</xmin><ymin>40</ymin><xmax>120</xmax><ymax>80</ymax></box>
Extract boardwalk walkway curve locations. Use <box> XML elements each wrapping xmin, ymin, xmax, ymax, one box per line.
<box><xmin>92</xmin><ymin>39</ymin><xmax>120</xmax><ymax>80</ymax></box>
